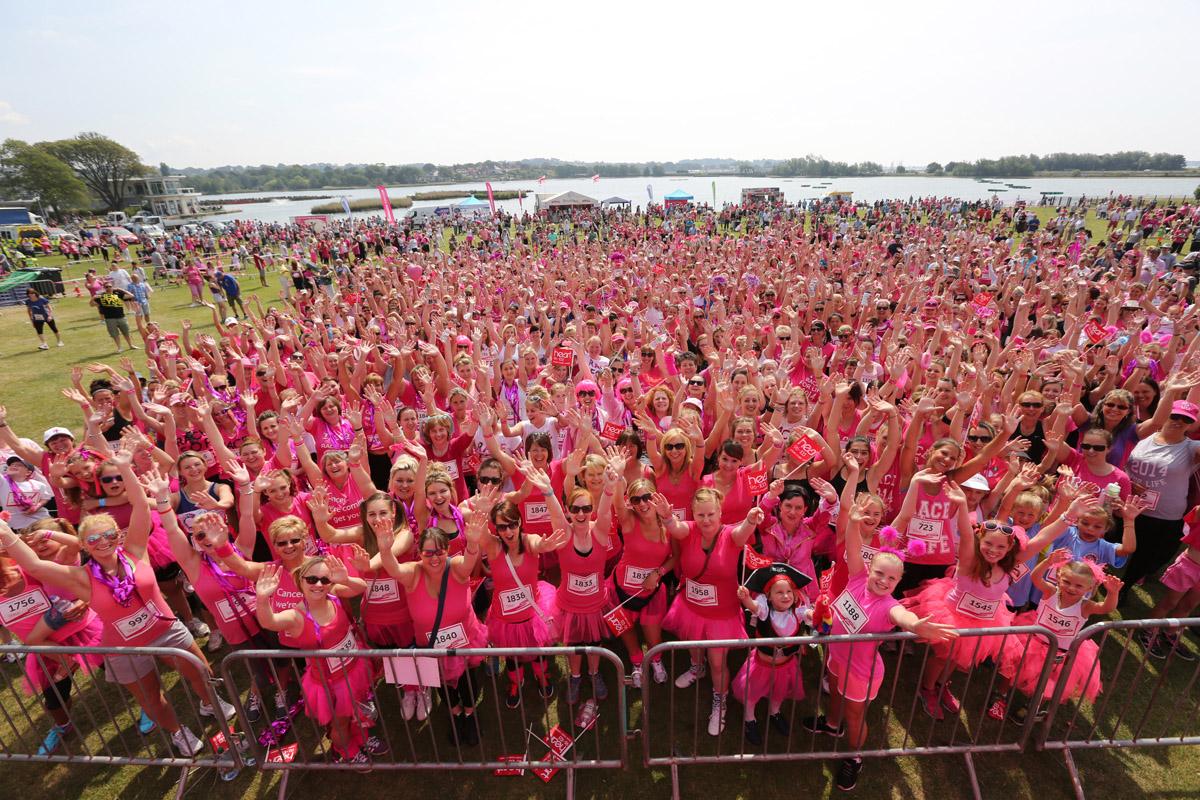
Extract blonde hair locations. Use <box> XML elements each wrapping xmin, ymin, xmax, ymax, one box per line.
<box><xmin>78</xmin><ymin>513</ymin><xmax>118</xmax><ymax>540</ymax></box>
<box><xmin>268</xmin><ymin>515</ymin><xmax>309</xmax><ymax>544</ymax></box>
<box><xmin>693</xmin><ymin>487</ymin><xmax>724</xmax><ymax>509</ymax></box>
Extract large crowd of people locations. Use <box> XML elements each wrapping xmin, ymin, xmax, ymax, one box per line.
<box><xmin>1</xmin><ymin>193</ymin><xmax>1199</xmax><ymax>790</ymax></box>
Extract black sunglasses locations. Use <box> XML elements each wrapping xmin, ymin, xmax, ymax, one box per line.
<box><xmin>577</xmin><ymin>390</ymin><xmax>596</xmax><ymax>398</ymax></box>
<box><xmin>494</xmin><ymin>521</ymin><xmax>520</xmax><ymax>532</ymax></box>
<box><xmin>688</xmin><ymin>379</ymin><xmax>705</xmax><ymax>387</ymax></box>
<box><xmin>1019</xmin><ymin>402</ymin><xmax>1042</xmax><ymax>409</ymax></box>
<box><xmin>477</xmin><ymin>475</ymin><xmax>502</xmax><ymax>486</ymax></box>
<box><xmin>966</xmin><ymin>435</ymin><xmax>992</xmax><ymax>443</ymax></box>
<box><xmin>1079</xmin><ymin>443</ymin><xmax>1108</xmax><ymax>452</ymax></box>
<box><xmin>568</xmin><ymin>504</ymin><xmax>593</xmax><ymax>514</ymax></box>
<box><xmin>664</xmin><ymin>442</ymin><xmax>687</xmax><ymax>451</ymax></box>
<box><xmin>629</xmin><ymin>493</ymin><xmax>653</xmax><ymax>504</ymax></box>
<box><xmin>276</xmin><ymin>537</ymin><xmax>304</xmax><ymax>547</ymax></box>
<box><xmin>100</xmin><ymin>474</ymin><xmax>124</xmax><ymax>483</ymax></box>
<box><xmin>302</xmin><ymin>575</ymin><xmax>332</xmax><ymax>586</ymax></box>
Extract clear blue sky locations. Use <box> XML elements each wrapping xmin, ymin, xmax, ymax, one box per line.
<box><xmin>1</xmin><ymin>0</ymin><xmax>1196</xmax><ymax>168</ymax></box>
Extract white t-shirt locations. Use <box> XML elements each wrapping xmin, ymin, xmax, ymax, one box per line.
<box><xmin>0</xmin><ymin>475</ymin><xmax>53</xmax><ymax>529</ymax></box>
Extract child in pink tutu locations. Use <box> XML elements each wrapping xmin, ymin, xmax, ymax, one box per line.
<box><xmin>662</xmin><ymin>487</ymin><xmax>764</xmax><ymax>737</ymax></box>
<box><xmin>1141</xmin><ymin>504</ymin><xmax>1200</xmax><ymax>659</ymax></box>
<box><xmin>483</xmin><ymin>467</ymin><xmax>569</xmax><ymax>709</ymax></box>
<box><xmin>254</xmin><ymin>554</ymin><xmax>385</xmax><ymax>766</ymax></box>
<box><xmin>902</xmin><ymin>480</ymin><xmax>1071</xmax><ymax>720</ymax></box>
<box><xmin>732</xmin><ymin>563</ymin><xmax>813</xmax><ymax>746</ymax></box>
<box><xmin>991</xmin><ymin>549</ymin><xmax>1122</xmax><ymax>721</ymax></box>
<box><xmin>801</xmin><ymin>494</ymin><xmax>958</xmax><ymax>791</ymax></box>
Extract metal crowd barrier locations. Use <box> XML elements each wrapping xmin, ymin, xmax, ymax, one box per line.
<box><xmin>220</xmin><ymin>645</ymin><xmax>629</xmax><ymax>799</ymax></box>
<box><xmin>642</xmin><ymin>626</ymin><xmax>1060</xmax><ymax>800</ymax></box>
<box><xmin>0</xmin><ymin>643</ymin><xmax>247</xmax><ymax>794</ymax></box>
<box><xmin>1035</xmin><ymin>617</ymin><xmax>1200</xmax><ymax>800</ymax></box>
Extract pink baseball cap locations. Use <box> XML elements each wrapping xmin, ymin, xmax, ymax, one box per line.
<box><xmin>1170</xmin><ymin>400</ymin><xmax>1199</xmax><ymax>422</ymax></box>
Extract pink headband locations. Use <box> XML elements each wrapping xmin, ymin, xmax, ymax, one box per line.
<box><xmin>876</xmin><ymin>526</ymin><xmax>927</xmax><ymax>562</ymax></box>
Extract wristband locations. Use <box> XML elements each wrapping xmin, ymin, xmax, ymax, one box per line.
<box><xmin>213</xmin><ymin>542</ymin><xmax>235</xmax><ymax>558</ymax></box>
<box><xmin>465</xmin><ymin>546</ymin><xmax>480</xmax><ymax>556</ymax></box>
<box><xmin>98</xmin><ymin>498</ymin><xmax>106</xmax><ymax>508</ymax></box>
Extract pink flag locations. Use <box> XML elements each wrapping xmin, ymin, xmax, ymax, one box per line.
<box><xmin>377</xmin><ymin>186</ymin><xmax>395</xmax><ymax>225</ymax></box>
<box><xmin>591</xmin><ymin>174</ymin><xmax>600</xmax><ymax>182</ymax></box>
<box><xmin>485</xmin><ymin>182</ymin><xmax>496</xmax><ymax>216</ymax></box>
<box><xmin>537</xmin><ymin>175</ymin><xmax>546</xmax><ymax>184</ymax></box>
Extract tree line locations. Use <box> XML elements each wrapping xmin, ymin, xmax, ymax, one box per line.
<box><xmin>924</xmin><ymin>151</ymin><xmax>1186</xmax><ymax>177</ymax></box>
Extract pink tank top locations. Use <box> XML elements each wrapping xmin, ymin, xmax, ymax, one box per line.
<box><xmin>1</xmin><ymin>567</ymin><xmax>96</xmax><ymax>642</ymax></box>
<box><xmin>488</xmin><ymin>543</ymin><xmax>544</xmax><ymax>623</ymax></box>
<box><xmin>89</xmin><ymin>554</ymin><xmax>176</xmax><ymax>647</ymax></box>
<box><xmin>677</xmin><ymin>523</ymin><xmax>741</xmax><ymax>618</ymax></box>
<box><xmin>905</xmin><ymin>484</ymin><xmax>958</xmax><ymax>565</ymax></box>
<box><xmin>361</xmin><ymin>556</ymin><xmax>415</xmax><ymax>627</ymax></box>
<box><xmin>944</xmin><ymin>571</ymin><xmax>1012</xmax><ymax>621</ymax></box>
<box><xmin>1035</xmin><ymin>593</ymin><xmax>1086</xmax><ymax>650</ymax></box>
<box><xmin>656</xmin><ymin>469</ymin><xmax>699</xmax><ymax>522</ymax></box>
<box><xmin>613</xmin><ymin>519</ymin><xmax>672</xmax><ymax>596</ymax></box>
<box><xmin>260</xmin><ymin>493</ymin><xmax>320</xmax><ymax>559</ymax></box>
<box><xmin>703</xmin><ymin>468</ymin><xmax>754</xmax><ymax>525</ymax></box>
<box><xmin>323</xmin><ymin>477</ymin><xmax>364</xmax><ymax>530</ymax></box>
<box><xmin>406</xmin><ymin>569</ymin><xmax>477</xmax><ymax>648</ymax></box>
<box><xmin>290</xmin><ymin>598</ymin><xmax>360</xmax><ymax>675</ymax></box>
<box><xmin>828</xmin><ymin>572</ymin><xmax>899</xmax><ymax>677</ymax></box>
<box><xmin>556</xmin><ymin>535</ymin><xmax>608</xmax><ymax>613</ymax></box>
<box><xmin>191</xmin><ymin>555</ymin><xmax>260</xmax><ymax>645</ymax></box>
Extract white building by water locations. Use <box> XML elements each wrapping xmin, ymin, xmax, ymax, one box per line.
<box><xmin>126</xmin><ymin>175</ymin><xmax>204</xmax><ymax>217</ymax></box>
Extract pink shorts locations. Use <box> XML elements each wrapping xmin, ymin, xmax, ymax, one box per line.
<box><xmin>1160</xmin><ymin>551</ymin><xmax>1200</xmax><ymax>594</ymax></box>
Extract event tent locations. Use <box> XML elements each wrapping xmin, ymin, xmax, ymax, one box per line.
<box><xmin>663</xmin><ymin>188</ymin><xmax>694</xmax><ymax>210</ymax></box>
<box><xmin>600</xmin><ymin>196</ymin><xmax>631</xmax><ymax>207</ymax></box>
<box><xmin>535</xmin><ymin>191</ymin><xmax>599</xmax><ymax>210</ymax></box>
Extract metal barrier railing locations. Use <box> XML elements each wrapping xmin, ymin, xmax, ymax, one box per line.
<box><xmin>220</xmin><ymin>645</ymin><xmax>629</xmax><ymax>799</ymax></box>
<box><xmin>641</xmin><ymin>626</ymin><xmax>1061</xmax><ymax>800</ymax></box>
<box><xmin>0</xmin><ymin>643</ymin><xmax>247</xmax><ymax>794</ymax></box>
<box><xmin>1035</xmin><ymin>617</ymin><xmax>1200</xmax><ymax>800</ymax></box>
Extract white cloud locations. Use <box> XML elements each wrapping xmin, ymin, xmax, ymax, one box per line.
<box><xmin>0</xmin><ymin>101</ymin><xmax>29</xmax><ymax>125</ymax></box>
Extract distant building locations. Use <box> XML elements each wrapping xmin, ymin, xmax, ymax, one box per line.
<box><xmin>125</xmin><ymin>175</ymin><xmax>204</xmax><ymax>217</ymax></box>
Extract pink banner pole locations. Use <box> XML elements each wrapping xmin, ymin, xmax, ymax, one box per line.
<box><xmin>485</xmin><ymin>182</ymin><xmax>496</xmax><ymax>216</ymax></box>
<box><xmin>377</xmin><ymin>185</ymin><xmax>395</xmax><ymax>225</ymax></box>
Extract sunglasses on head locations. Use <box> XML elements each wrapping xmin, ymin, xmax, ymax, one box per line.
<box><xmin>1080</xmin><ymin>443</ymin><xmax>1108</xmax><ymax>452</ymax></box>
<box><xmin>85</xmin><ymin>529</ymin><xmax>120</xmax><ymax>545</ymax></box>
<box><xmin>100</xmin><ymin>474</ymin><xmax>124</xmax><ymax>484</ymax></box>
<box><xmin>664</xmin><ymin>442</ymin><xmax>687</xmax><ymax>451</ymax></box>
<box><xmin>302</xmin><ymin>574</ymin><xmax>332</xmax><ymax>586</ymax></box>
<box><xmin>494</xmin><ymin>521</ymin><xmax>520</xmax><ymax>533</ymax></box>
<box><xmin>569</xmin><ymin>504</ymin><xmax>593</xmax><ymax>514</ymax></box>
<box><xmin>477</xmin><ymin>475</ymin><xmax>502</xmax><ymax>486</ymax></box>
<box><xmin>980</xmin><ymin>521</ymin><xmax>1014</xmax><ymax>535</ymax></box>
<box><xmin>629</xmin><ymin>493</ymin><xmax>653</xmax><ymax>505</ymax></box>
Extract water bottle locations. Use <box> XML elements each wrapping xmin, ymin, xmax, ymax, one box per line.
<box><xmin>1103</xmin><ymin>483</ymin><xmax>1120</xmax><ymax>511</ymax></box>
<box><xmin>574</xmin><ymin>698</ymin><xmax>598</xmax><ymax>732</ymax></box>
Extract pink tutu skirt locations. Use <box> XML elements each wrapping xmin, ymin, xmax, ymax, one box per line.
<box><xmin>1161</xmin><ymin>552</ymin><xmax>1200</xmax><ymax>593</ymax></box>
<box><xmin>302</xmin><ymin>658</ymin><xmax>375</xmax><ymax>726</ymax></box>
<box><xmin>732</xmin><ymin>652</ymin><xmax>804</xmax><ymax>709</ymax></box>
<box><xmin>999</xmin><ymin>613</ymin><xmax>1101</xmax><ymax>703</ymax></box>
<box><xmin>487</xmin><ymin>581</ymin><xmax>559</xmax><ymax>648</ymax></box>
<box><xmin>555</xmin><ymin>608</ymin><xmax>610</xmax><ymax>644</ymax></box>
<box><xmin>439</xmin><ymin>615</ymin><xmax>490</xmax><ymax>683</ymax></box>
<box><xmin>23</xmin><ymin>615</ymin><xmax>105</xmax><ymax>694</ymax></box>
<box><xmin>901</xmin><ymin>577</ymin><xmax>1015</xmax><ymax>671</ymax></box>
<box><xmin>826</xmin><ymin>647</ymin><xmax>886</xmax><ymax>704</ymax></box>
<box><xmin>364</xmin><ymin>619</ymin><xmax>415</xmax><ymax>648</ymax></box>
<box><xmin>662</xmin><ymin>599</ymin><xmax>748</xmax><ymax>643</ymax></box>
<box><xmin>606</xmin><ymin>576</ymin><xmax>668</xmax><ymax>626</ymax></box>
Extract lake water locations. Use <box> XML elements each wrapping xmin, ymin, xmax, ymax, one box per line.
<box><xmin>200</xmin><ymin>175</ymin><xmax>1200</xmax><ymax>224</ymax></box>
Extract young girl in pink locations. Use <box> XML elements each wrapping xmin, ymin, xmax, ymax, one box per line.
<box><xmin>992</xmin><ymin>549</ymin><xmax>1122</xmax><ymax>721</ymax></box>
<box><xmin>802</xmin><ymin>495</ymin><xmax>958</xmax><ymax>792</ymax></box>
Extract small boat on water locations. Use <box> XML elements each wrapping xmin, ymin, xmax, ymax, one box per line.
<box><xmin>1006</xmin><ymin>184</ymin><xmax>1031</xmax><ymax>189</ymax></box>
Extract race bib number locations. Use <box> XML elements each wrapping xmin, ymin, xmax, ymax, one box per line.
<box><xmin>685</xmin><ymin>579</ymin><xmax>718</xmax><ymax>607</ymax></box>
<box><xmin>0</xmin><ymin>588</ymin><xmax>50</xmax><ymax>625</ymax></box>
<box><xmin>366</xmin><ymin>578</ymin><xmax>400</xmax><ymax>605</ymax></box>
<box><xmin>672</xmin><ymin>508</ymin><xmax>686</xmax><ymax>523</ymax></box>
<box><xmin>499</xmin><ymin>586</ymin><xmax>533</xmax><ymax>614</ymax></box>
<box><xmin>1139</xmin><ymin>490</ymin><xmax>1160</xmax><ymax>512</ymax></box>
<box><xmin>1009</xmin><ymin>562</ymin><xmax>1030</xmax><ymax>583</ymax></box>
<box><xmin>860</xmin><ymin>545</ymin><xmax>879</xmax><ymax>566</ymax></box>
<box><xmin>907</xmin><ymin>518</ymin><xmax>944</xmax><ymax>545</ymax></box>
<box><xmin>623</xmin><ymin>565</ymin><xmax>654</xmax><ymax>592</ymax></box>
<box><xmin>523</xmin><ymin>502</ymin><xmax>549</xmax><ymax>524</ymax></box>
<box><xmin>324</xmin><ymin>628</ymin><xmax>358</xmax><ymax>673</ymax></box>
<box><xmin>567</xmin><ymin>572</ymin><xmax>600</xmax><ymax>595</ymax></box>
<box><xmin>1036</xmin><ymin>604</ymin><xmax>1082</xmax><ymax>646</ymax></box>
<box><xmin>832</xmin><ymin>590</ymin><xmax>867</xmax><ymax>634</ymax></box>
<box><xmin>432</xmin><ymin>621</ymin><xmax>467</xmax><ymax>650</ymax></box>
<box><xmin>214</xmin><ymin>593</ymin><xmax>255</xmax><ymax>624</ymax></box>
<box><xmin>114</xmin><ymin>606</ymin><xmax>156</xmax><ymax>641</ymax></box>
<box><xmin>438</xmin><ymin>460</ymin><xmax>460</xmax><ymax>481</ymax></box>
<box><xmin>200</xmin><ymin>449</ymin><xmax>216</xmax><ymax>467</ymax></box>
<box><xmin>954</xmin><ymin>592</ymin><xmax>1000</xmax><ymax>620</ymax></box>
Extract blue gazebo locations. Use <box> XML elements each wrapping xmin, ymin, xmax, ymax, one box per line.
<box><xmin>663</xmin><ymin>188</ymin><xmax>694</xmax><ymax>210</ymax></box>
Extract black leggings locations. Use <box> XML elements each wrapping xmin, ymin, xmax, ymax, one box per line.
<box><xmin>442</xmin><ymin>667</ymin><xmax>478</xmax><ymax>710</ymax></box>
<box><xmin>43</xmin><ymin>675</ymin><xmax>74</xmax><ymax>712</ymax></box>
<box><xmin>33</xmin><ymin>319</ymin><xmax>58</xmax><ymax>335</ymax></box>
<box><xmin>1120</xmin><ymin>515</ymin><xmax>1184</xmax><ymax>606</ymax></box>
